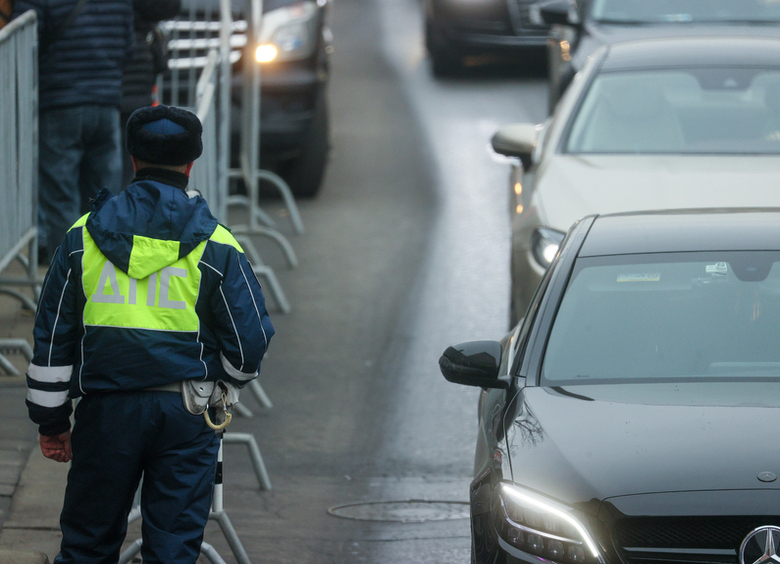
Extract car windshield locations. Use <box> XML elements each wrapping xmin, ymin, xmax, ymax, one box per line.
<box><xmin>542</xmin><ymin>251</ymin><xmax>780</xmax><ymax>385</ymax></box>
<box><xmin>590</xmin><ymin>0</ymin><xmax>780</xmax><ymax>23</ymax></box>
<box><xmin>565</xmin><ymin>68</ymin><xmax>780</xmax><ymax>154</ymax></box>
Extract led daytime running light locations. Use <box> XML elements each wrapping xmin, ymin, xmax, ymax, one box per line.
<box><xmin>500</xmin><ymin>484</ymin><xmax>601</xmax><ymax>559</ymax></box>
<box><xmin>504</xmin><ymin>512</ymin><xmax>581</xmax><ymax>544</ymax></box>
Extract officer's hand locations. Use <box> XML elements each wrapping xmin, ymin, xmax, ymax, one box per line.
<box><xmin>39</xmin><ymin>431</ymin><xmax>73</xmax><ymax>463</ymax></box>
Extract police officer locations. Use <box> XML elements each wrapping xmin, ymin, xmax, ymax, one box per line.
<box><xmin>26</xmin><ymin>105</ymin><xmax>274</xmax><ymax>564</ymax></box>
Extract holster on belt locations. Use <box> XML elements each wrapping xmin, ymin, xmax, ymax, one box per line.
<box><xmin>182</xmin><ymin>380</ymin><xmax>240</xmax><ymax>431</ymax></box>
<box><xmin>181</xmin><ymin>380</ymin><xmax>214</xmax><ymax>415</ymax></box>
<box><xmin>148</xmin><ymin>380</ymin><xmax>239</xmax><ymax>430</ymax></box>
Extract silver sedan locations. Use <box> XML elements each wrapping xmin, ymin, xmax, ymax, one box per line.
<box><xmin>493</xmin><ymin>35</ymin><xmax>780</xmax><ymax>326</ymax></box>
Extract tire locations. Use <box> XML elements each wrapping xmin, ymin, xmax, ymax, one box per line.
<box><xmin>279</xmin><ymin>87</ymin><xmax>330</xmax><ymax>198</ymax></box>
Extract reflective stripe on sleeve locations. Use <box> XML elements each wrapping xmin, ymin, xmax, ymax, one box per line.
<box><xmin>27</xmin><ymin>363</ymin><xmax>73</xmax><ymax>383</ymax></box>
<box><xmin>26</xmin><ymin>387</ymin><xmax>70</xmax><ymax>408</ymax></box>
<box><xmin>220</xmin><ymin>352</ymin><xmax>257</xmax><ymax>381</ymax></box>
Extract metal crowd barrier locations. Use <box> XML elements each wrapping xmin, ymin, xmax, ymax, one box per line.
<box><xmin>190</xmin><ymin>50</ymin><xmax>225</xmax><ymax>221</ymax></box>
<box><xmin>0</xmin><ymin>10</ymin><xmax>39</xmax><ymax>375</ymax></box>
<box><xmin>160</xmin><ymin>0</ymin><xmax>301</xmax><ymax>314</ymax></box>
<box><xmin>190</xmin><ymin>47</ymin><xmax>274</xmax><ymax>414</ymax></box>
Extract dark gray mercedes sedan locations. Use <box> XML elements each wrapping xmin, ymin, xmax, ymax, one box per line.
<box><xmin>441</xmin><ymin>209</ymin><xmax>780</xmax><ymax>564</ymax></box>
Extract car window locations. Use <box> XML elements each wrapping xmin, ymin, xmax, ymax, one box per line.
<box><xmin>565</xmin><ymin>68</ymin><xmax>780</xmax><ymax>154</ymax></box>
<box><xmin>542</xmin><ymin>251</ymin><xmax>780</xmax><ymax>385</ymax></box>
<box><xmin>590</xmin><ymin>0</ymin><xmax>780</xmax><ymax>23</ymax></box>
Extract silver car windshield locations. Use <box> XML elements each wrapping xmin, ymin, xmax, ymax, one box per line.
<box><xmin>565</xmin><ymin>68</ymin><xmax>780</xmax><ymax>154</ymax></box>
<box><xmin>590</xmin><ymin>0</ymin><xmax>780</xmax><ymax>23</ymax></box>
<box><xmin>542</xmin><ymin>251</ymin><xmax>780</xmax><ymax>385</ymax></box>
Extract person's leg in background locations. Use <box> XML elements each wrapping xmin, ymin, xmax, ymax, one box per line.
<box><xmin>80</xmin><ymin>105</ymin><xmax>124</xmax><ymax>208</ymax></box>
<box><xmin>38</xmin><ymin>106</ymin><xmax>85</xmax><ymax>262</ymax></box>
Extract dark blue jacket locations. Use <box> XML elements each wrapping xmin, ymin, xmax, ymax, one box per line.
<box><xmin>26</xmin><ymin>170</ymin><xmax>275</xmax><ymax>436</ymax></box>
<box><xmin>13</xmin><ymin>0</ymin><xmax>134</xmax><ymax>111</ymax></box>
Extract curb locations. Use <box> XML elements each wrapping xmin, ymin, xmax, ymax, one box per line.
<box><xmin>0</xmin><ymin>550</ymin><xmax>50</xmax><ymax>563</ymax></box>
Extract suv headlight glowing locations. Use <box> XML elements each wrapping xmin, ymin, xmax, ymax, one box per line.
<box><xmin>531</xmin><ymin>227</ymin><xmax>565</xmax><ymax>269</ymax></box>
<box><xmin>256</xmin><ymin>2</ymin><xmax>319</xmax><ymax>63</ymax></box>
<box><xmin>495</xmin><ymin>483</ymin><xmax>603</xmax><ymax>564</ymax></box>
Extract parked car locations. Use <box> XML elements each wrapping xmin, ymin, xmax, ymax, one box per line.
<box><xmin>492</xmin><ymin>35</ymin><xmax>780</xmax><ymax>326</ymax></box>
<box><xmin>440</xmin><ymin>207</ymin><xmax>780</xmax><ymax>564</ymax></box>
<box><xmin>540</xmin><ymin>0</ymin><xmax>780</xmax><ymax>114</ymax></box>
<box><xmin>164</xmin><ymin>0</ymin><xmax>332</xmax><ymax>197</ymax></box>
<box><xmin>423</xmin><ymin>0</ymin><xmax>549</xmax><ymax>76</ymax></box>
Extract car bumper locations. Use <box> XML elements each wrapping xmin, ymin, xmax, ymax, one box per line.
<box><xmin>428</xmin><ymin>0</ymin><xmax>548</xmax><ymax>54</ymax></box>
<box><xmin>439</xmin><ymin>27</ymin><xmax>548</xmax><ymax>52</ymax></box>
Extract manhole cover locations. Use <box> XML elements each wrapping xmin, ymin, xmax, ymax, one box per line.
<box><xmin>327</xmin><ymin>500</ymin><xmax>470</xmax><ymax>523</ymax></box>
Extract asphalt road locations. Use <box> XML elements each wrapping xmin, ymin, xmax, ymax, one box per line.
<box><xmin>201</xmin><ymin>0</ymin><xmax>549</xmax><ymax>562</ymax></box>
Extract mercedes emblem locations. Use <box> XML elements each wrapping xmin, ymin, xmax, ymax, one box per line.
<box><xmin>740</xmin><ymin>526</ymin><xmax>780</xmax><ymax>564</ymax></box>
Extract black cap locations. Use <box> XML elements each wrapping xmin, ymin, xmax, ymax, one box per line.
<box><xmin>126</xmin><ymin>105</ymin><xmax>203</xmax><ymax>166</ymax></box>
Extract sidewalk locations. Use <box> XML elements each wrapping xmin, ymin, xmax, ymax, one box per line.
<box><xmin>0</xmin><ymin>265</ymin><xmax>181</xmax><ymax>564</ymax></box>
<box><xmin>0</xmin><ymin>264</ymin><xmax>63</xmax><ymax>564</ymax></box>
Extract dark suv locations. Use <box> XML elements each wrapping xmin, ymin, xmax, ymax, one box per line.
<box><xmin>423</xmin><ymin>0</ymin><xmax>549</xmax><ymax>76</ymax></box>
<box><xmin>164</xmin><ymin>0</ymin><xmax>331</xmax><ymax>197</ymax></box>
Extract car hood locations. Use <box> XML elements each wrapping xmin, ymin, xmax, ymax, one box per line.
<box><xmin>572</xmin><ymin>23</ymin><xmax>780</xmax><ymax>70</ymax></box>
<box><xmin>506</xmin><ymin>384</ymin><xmax>780</xmax><ymax>514</ymax></box>
<box><xmin>533</xmin><ymin>154</ymin><xmax>780</xmax><ymax>232</ymax></box>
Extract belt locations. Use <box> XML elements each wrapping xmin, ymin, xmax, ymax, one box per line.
<box><xmin>144</xmin><ymin>382</ymin><xmax>182</xmax><ymax>393</ymax></box>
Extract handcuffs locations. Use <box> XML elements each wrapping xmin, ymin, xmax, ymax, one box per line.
<box><xmin>181</xmin><ymin>380</ymin><xmax>239</xmax><ymax>431</ymax></box>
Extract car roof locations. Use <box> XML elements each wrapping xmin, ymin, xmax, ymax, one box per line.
<box><xmin>578</xmin><ymin>209</ymin><xmax>780</xmax><ymax>256</ymax></box>
<box><xmin>600</xmin><ymin>36</ymin><xmax>780</xmax><ymax>71</ymax></box>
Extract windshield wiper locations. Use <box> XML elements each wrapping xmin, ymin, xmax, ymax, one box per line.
<box><xmin>595</xmin><ymin>17</ymin><xmax>780</xmax><ymax>25</ymax></box>
<box><xmin>709</xmin><ymin>19</ymin><xmax>780</xmax><ymax>25</ymax></box>
<box><xmin>592</xmin><ymin>18</ymin><xmax>653</xmax><ymax>24</ymax></box>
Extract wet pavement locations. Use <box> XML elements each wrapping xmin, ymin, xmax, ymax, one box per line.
<box><xmin>0</xmin><ymin>262</ymin><xmax>60</xmax><ymax>563</ymax></box>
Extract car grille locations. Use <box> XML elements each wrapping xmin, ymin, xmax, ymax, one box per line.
<box><xmin>613</xmin><ymin>517</ymin><xmax>780</xmax><ymax>564</ymax></box>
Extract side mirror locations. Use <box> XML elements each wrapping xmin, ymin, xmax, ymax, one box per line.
<box><xmin>538</xmin><ymin>0</ymin><xmax>577</xmax><ymax>26</ymax></box>
<box><xmin>439</xmin><ymin>340</ymin><xmax>509</xmax><ymax>389</ymax></box>
<box><xmin>491</xmin><ymin>123</ymin><xmax>538</xmax><ymax>170</ymax></box>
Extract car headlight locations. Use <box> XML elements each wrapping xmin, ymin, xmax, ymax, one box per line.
<box><xmin>495</xmin><ymin>483</ymin><xmax>603</xmax><ymax>564</ymax></box>
<box><xmin>531</xmin><ymin>228</ymin><xmax>565</xmax><ymax>269</ymax></box>
<box><xmin>256</xmin><ymin>2</ymin><xmax>320</xmax><ymax>63</ymax></box>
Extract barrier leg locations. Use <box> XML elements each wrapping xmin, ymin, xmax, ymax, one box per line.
<box><xmin>230</xmin><ymin>238</ymin><xmax>291</xmax><ymax>314</ymax></box>
<box><xmin>234</xmin><ymin>402</ymin><xmax>254</xmax><ymax>417</ymax></box>
<box><xmin>0</xmin><ymin>338</ymin><xmax>33</xmax><ymax>376</ymax></box>
<box><xmin>223</xmin><ymin>432</ymin><xmax>272</xmax><ymax>491</ymax></box>
<box><xmin>0</xmin><ymin>354</ymin><xmax>19</xmax><ymax>376</ymax></box>
<box><xmin>226</xmin><ymin>168</ymin><xmax>304</xmax><ymax>236</ymax></box>
<box><xmin>118</xmin><ymin>539</ymin><xmax>142</xmax><ymax>564</ymax></box>
<box><xmin>249</xmin><ymin>380</ymin><xmax>272</xmax><ymax>409</ymax></box>
<box><xmin>200</xmin><ymin>541</ymin><xmax>229</xmax><ymax>564</ymax></box>
<box><xmin>0</xmin><ymin>288</ymin><xmax>38</xmax><ymax>312</ymax></box>
<box><xmin>209</xmin><ymin>435</ymin><xmax>252</xmax><ymax>564</ymax></box>
<box><xmin>230</xmin><ymin>224</ymin><xmax>298</xmax><ymax>269</ymax></box>
<box><xmin>256</xmin><ymin>169</ymin><xmax>304</xmax><ymax>235</ymax></box>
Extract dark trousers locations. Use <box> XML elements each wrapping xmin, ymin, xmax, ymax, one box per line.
<box><xmin>53</xmin><ymin>391</ymin><xmax>220</xmax><ymax>564</ymax></box>
<box><xmin>38</xmin><ymin>105</ymin><xmax>123</xmax><ymax>258</ymax></box>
